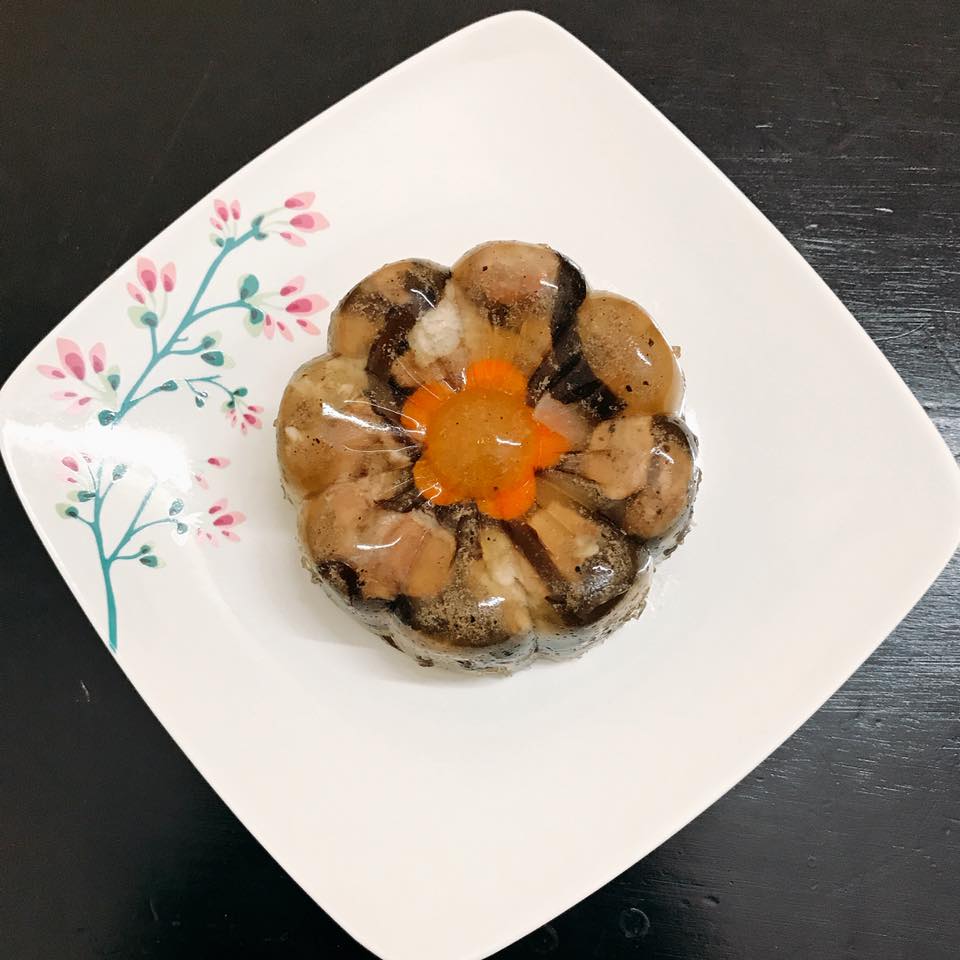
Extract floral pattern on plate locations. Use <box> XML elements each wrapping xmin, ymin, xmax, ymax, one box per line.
<box><xmin>43</xmin><ymin>192</ymin><xmax>330</xmax><ymax>649</ymax></box>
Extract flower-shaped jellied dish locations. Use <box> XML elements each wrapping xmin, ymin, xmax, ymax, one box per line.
<box><xmin>277</xmin><ymin>242</ymin><xmax>700</xmax><ymax>673</ymax></box>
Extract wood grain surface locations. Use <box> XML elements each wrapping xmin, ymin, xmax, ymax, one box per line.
<box><xmin>1</xmin><ymin>2</ymin><xmax>958</xmax><ymax>958</ymax></box>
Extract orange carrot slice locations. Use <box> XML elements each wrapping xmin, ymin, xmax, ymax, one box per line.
<box><xmin>465</xmin><ymin>359</ymin><xmax>527</xmax><ymax>395</ymax></box>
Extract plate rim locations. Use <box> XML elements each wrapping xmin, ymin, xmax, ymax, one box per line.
<box><xmin>2</xmin><ymin>10</ymin><xmax>960</xmax><ymax>960</ymax></box>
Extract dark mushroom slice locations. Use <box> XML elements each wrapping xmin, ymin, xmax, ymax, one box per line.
<box><xmin>561</xmin><ymin>414</ymin><xmax>698</xmax><ymax>542</ymax></box>
<box><xmin>451</xmin><ymin>241</ymin><xmax>587</xmax><ymax>376</ymax></box>
<box><xmin>298</xmin><ymin>473</ymin><xmax>457</xmax><ymax>603</ymax></box>
<box><xmin>526</xmin><ymin>316</ymin><xmax>623</xmax><ymax>423</ymax></box>
<box><xmin>387</xmin><ymin>492</ymin><xmax>653</xmax><ymax>670</ymax></box>
<box><xmin>529</xmin><ymin>292</ymin><xmax>684</xmax><ymax>422</ymax></box>
<box><xmin>622</xmin><ymin>418</ymin><xmax>698</xmax><ymax>541</ymax></box>
<box><xmin>534</xmin><ymin>468</ymin><xmax>617</xmax><ymax>518</ymax></box>
<box><xmin>276</xmin><ymin>354</ymin><xmax>413</xmax><ymax>501</ymax></box>
<box><xmin>466</xmin><ymin>521</ymin><xmax>562</xmax><ymax>635</ymax></box>
<box><xmin>327</xmin><ymin>259</ymin><xmax>450</xmax><ymax>360</ymax></box>
<box><xmin>326</xmin><ymin>259</ymin><xmax>451</xmax><ymax>417</ymax></box>
<box><xmin>389</xmin><ymin>510</ymin><xmax>556</xmax><ymax>658</ymax></box>
<box><xmin>505</xmin><ymin>480</ymin><xmax>646</xmax><ymax>630</ymax></box>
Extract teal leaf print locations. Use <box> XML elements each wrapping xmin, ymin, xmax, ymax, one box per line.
<box><xmin>244</xmin><ymin>307</ymin><xmax>264</xmax><ymax>337</ymax></box>
<box><xmin>239</xmin><ymin>274</ymin><xmax>260</xmax><ymax>300</ymax></box>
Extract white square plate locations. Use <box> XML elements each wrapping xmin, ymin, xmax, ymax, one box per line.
<box><xmin>2</xmin><ymin>12</ymin><xmax>959</xmax><ymax>960</ymax></box>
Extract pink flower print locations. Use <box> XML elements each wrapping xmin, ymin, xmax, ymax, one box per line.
<box><xmin>212</xmin><ymin>501</ymin><xmax>246</xmax><ymax>527</ymax></box>
<box><xmin>52</xmin><ymin>391</ymin><xmax>95</xmax><ymax>414</ymax></box>
<box><xmin>294</xmin><ymin>317</ymin><xmax>321</xmax><ymax>335</ymax></box>
<box><xmin>210</xmin><ymin>198</ymin><xmax>244</xmax><ymax>245</ymax></box>
<box><xmin>262</xmin><ymin>312</ymin><xmax>307</xmax><ymax>341</ymax></box>
<box><xmin>127</xmin><ymin>261</ymin><xmax>172</xmax><ymax>329</ymax></box>
<box><xmin>58</xmin><ymin>338</ymin><xmax>85</xmax><ymax>379</ymax></box>
<box><xmin>197</xmin><ymin>497</ymin><xmax>246</xmax><ymax>545</ymax></box>
<box><xmin>226</xmin><ymin>401</ymin><xmax>263</xmax><ymax>435</ymax></box>
<box><xmin>280</xmin><ymin>276</ymin><xmax>304</xmax><ymax>296</ymax></box>
<box><xmin>239</xmin><ymin>406</ymin><xmax>265</xmax><ymax>434</ymax></box>
<box><xmin>192</xmin><ymin>455</ymin><xmax>230</xmax><ymax>490</ymax></box>
<box><xmin>58</xmin><ymin>451</ymin><xmax>94</xmax><ymax>489</ymax></box>
<box><xmin>218</xmin><ymin>384</ymin><xmax>262</xmax><ymax>436</ymax></box>
<box><xmin>286</xmin><ymin>294</ymin><xmax>327</xmax><ymax>315</ymax></box>
<box><xmin>278</xmin><ymin>287</ymin><xmax>326</xmax><ymax>337</ymax></box>
<box><xmin>268</xmin><ymin>191</ymin><xmax>329</xmax><ymax>245</ymax></box>
<box><xmin>51</xmin><ymin>390</ymin><xmax>93</xmax><ymax>413</ymax></box>
<box><xmin>38</xmin><ymin>340</ymin><xmax>119</xmax><ymax>414</ymax></box>
<box><xmin>60</xmin><ymin>454</ymin><xmax>83</xmax><ymax>485</ymax></box>
<box><xmin>284</xmin><ymin>191</ymin><xmax>315</xmax><ymax>209</ymax></box>
<box><xmin>137</xmin><ymin>257</ymin><xmax>158</xmax><ymax>294</ymax></box>
<box><xmin>245</xmin><ymin>275</ymin><xmax>325</xmax><ymax>343</ymax></box>
<box><xmin>288</xmin><ymin>211</ymin><xmax>329</xmax><ymax>233</ymax></box>
<box><xmin>89</xmin><ymin>342</ymin><xmax>106</xmax><ymax>374</ymax></box>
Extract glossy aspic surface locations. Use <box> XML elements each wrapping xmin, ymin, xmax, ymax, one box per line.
<box><xmin>277</xmin><ymin>242</ymin><xmax>699</xmax><ymax>671</ymax></box>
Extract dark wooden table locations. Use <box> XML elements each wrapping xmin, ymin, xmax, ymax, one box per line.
<box><xmin>2</xmin><ymin>2</ymin><xmax>958</xmax><ymax>957</ymax></box>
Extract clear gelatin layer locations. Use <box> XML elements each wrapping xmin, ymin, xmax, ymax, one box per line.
<box><xmin>277</xmin><ymin>242</ymin><xmax>700</xmax><ymax>673</ymax></box>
